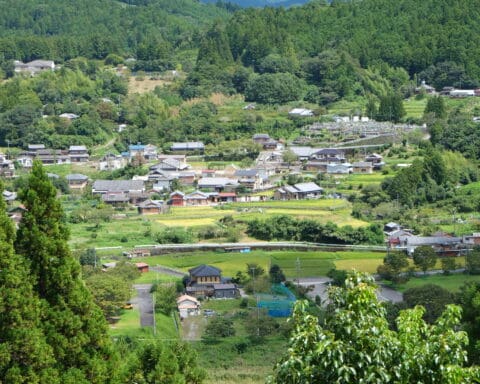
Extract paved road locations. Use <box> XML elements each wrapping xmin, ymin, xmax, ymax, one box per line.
<box><xmin>132</xmin><ymin>284</ymin><xmax>154</xmax><ymax>327</ymax></box>
<box><xmin>296</xmin><ymin>278</ymin><xmax>403</xmax><ymax>304</ymax></box>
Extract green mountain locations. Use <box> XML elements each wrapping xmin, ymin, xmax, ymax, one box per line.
<box><xmin>201</xmin><ymin>0</ymin><xmax>312</xmax><ymax>8</ymax></box>
<box><xmin>0</xmin><ymin>0</ymin><xmax>231</xmax><ymax>62</ymax></box>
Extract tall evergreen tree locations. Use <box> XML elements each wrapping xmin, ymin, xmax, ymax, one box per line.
<box><xmin>15</xmin><ymin>162</ymin><xmax>117</xmax><ymax>384</ymax></box>
<box><xmin>0</xmin><ymin>181</ymin><xmax>57</xmax><ymax>384</ymax></box>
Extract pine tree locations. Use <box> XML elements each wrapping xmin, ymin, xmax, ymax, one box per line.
<box><xmin>15</xmin><ymin>162</ymin><xmax>117</xmax><ymax>383</ymax></box>
<box><xmin>0</xmin><ymin>181</ymin><xmax>57</xmax><ymax>383</ymax></box>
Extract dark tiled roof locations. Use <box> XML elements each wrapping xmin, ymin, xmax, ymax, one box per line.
<box><xmin>189</xmin><ymin>264</ymin><xmax>221</xmax><ymax>277</ymax></box>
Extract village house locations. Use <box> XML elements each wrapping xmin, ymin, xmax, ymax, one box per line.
<box><xmin>177</xmin><ymin>295</ymin><xmax>200</xmax><ymax>318</ymax></box>
<box><xmin>68</xmin><ymin>145</ymin><xmax>89</xmax><ymax>162</ymax></box>
<box><xmin>327</xmin><ymin>163</ymin><xmax>351</xmax><ymax>174</ymax></box>
<box><xmin>92</xmin><ymin>180</ymin><xmax>145</xmax><ymax>195</ymax></box>
<box><xmin>14</xmin><ymin>60</ymin><xmax>55</xmax><ymax>75</ymax></box>
<box><xmin>170</xmin><ymin>142</ymin><xmax>205</xmax><ymax>153</ymax></box>
<box><xmin>197</xmin><ymin>177</ymin><xmax>238</xmax><ymax>192</ymax></box>
<box><xmin>462</xmin><ymin>233</ymin><xmax>480</xmax><ymax>247</ymax></box>
<box><xmin>184</xmin><ymin>190</ymin><xmax>210</xmax><ymax>206</ymax></box>
<box><xmin>2</xmin><ymin>190</ymin><xmax>17</xmax><ymax>204</ymax></box>
<box><xmin>27</xmin><ymin>144</ymin><xmax>45</xmax><ymax>155</ymax></box>
<box><xmin>234</xmin><ymin>169</ymin><xmax>264</xmax><ymax>191</ymax></box>
<box><xmin>66</xmin><ymin>174</ymin><xmax>89</xmax><ymax>191</ymax></box>
<box><xmin>391</xmin><ymin>234</ymin><xmax>463</xmax><ymax>256</ymax></box>
<box><xmin>352</xmin><ymin>161</ymin><xmax>373</xmax><ymax>174</ymax></box>
<box><xmin>186</xmin><ymin>265</ymin><xmax>238</xmax><ymax>299</ymax></box>
<box><xmin>275</xmin><ymin>182</ymin><xmax>323</xmax><ymax>200</ymax></box>
<box><xmin>170</xmin><ymin>191</ymin><xmax>186</xmax><ymax>206</ymax></box>
<box><xmin>157</xmin><ymin>154</ymin><xmax>186</xmax><ymax>163</ymax></box>
<box><xmin>150</xmin><ymin>158</ymin><xmax>190</xmax><ymax>172</ymax></box>
<box><xmin>35</xmin><ymin>149</ymin><xmax>71</xmax><ymax>165</ymax></box>
<box><xmin>8</xmin><ymin>205</ymin><xmax>27</xmax><ymax>227</ymax></box>
<box><xmin>365</xmin><ymin>153</ymin><xmax>384</xmax><ymax>169</ymax></box>
<box><xmin>0</xmin><ymin>153</ymin><xmax>15</xmax><ymax>177</ymax></box>
<box><xmin>98</xmin><ymin>154</ymin><xmax>127</xmax><ymax>171</ymax></box>
<box><xmin>137</xmin><ymin>199</ymin><xmax>165</xmax><ymax>215</ymax></box>
<box><xmin>311</xmin><ymin>148</ymin><xmax>346</xmax><ymax>163</ymax></box>
<box><xmin>151</xmin><ymin>175</ymin><xmax>174</xmax><ymax>191</ymax></box>
<box><xmin>305</xmin><ymin>161</ymin><xmax>328</xmax><ymax>173</ymax></box>
<box><xmin>289</xmin><ymin>146</ymin><xmax>319</xmax><ymax>161</ymax></box>
<box><xmin>252</xmin><ymin>133</ymin><xmax>278</xmax><ymax>149</ymax></box>
<box><xmin>415</xmin><ymin>80</ymin><xmax>436</xmax><ymax>95</ymax></box>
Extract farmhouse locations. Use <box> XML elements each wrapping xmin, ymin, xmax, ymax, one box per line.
<box><xmin>66</xmin><ymin>174</ymin><xmax>89</xmax><ymax>191</ymax></box>
<box><xmin>137</xmin><ymin>199</ymin><xmax>165</xmax><ymax>215</ymax></box>
<box><xmin>352</xmin><ymin>161</ymin><xmax>373</xmax><ymax>174</ymax></box>
<box><xmin>14</xmin><ymin>59</ymin><xmax>55</xmax><ymax>75</ymax></box>
<box><xmin>177</xmin><ymin>295</ymin><xmax>200</xmax><ymax>318</ymax></box>
<box><xmin>234</xmin><ymin>169</ymin><xmax>264</xmax><ymax>191</ymax></box>
<box><xmin>0</xmin><ymin>153</ymin><xmax>15</xmax><ymax>177</ymax></box>
<box><xmin>186</xmin><ymin>265</ymin><xmax>238</xmax><ymax>298</ymax></box>
<box><xmin>327</xmin><ymin>163</ymin><xmax>351</xmax><ymax>174</ymax></box>
<box><xmin>68</xmin><ymin>145</ymin><xmax>89</xmax><ymax>162</ymax></box>
<box><xmin>92</xmin><ymin>180</ymin><xmax>145</xmax><ymax>195</ymax></box>
<box><xmin>197</xmin><ymin>177</ymin><xmax>238</xmax><ymax>192</ymax></box>
<box><xmin>170</xmin><ymin>191</ymin><xmax>185</xmax><ymax>206</ymax></box>
<box><xmin>170</xmin><ymin>142</ymin><xmax>204</xmax><ymax>153</ymax></box>
<box><xmin>275</xmin><ymin>182</ymin><xmax>323</xmax><ymax>200</ymax></box>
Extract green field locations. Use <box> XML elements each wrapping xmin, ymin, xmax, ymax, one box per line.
<box><xmin>68</xmin><ymin>199</ymin><xmax>369</xmax><ymax>249</ymax></box>
<box><xmin>391</xmin><ymin>273</ymin><xmax>480</xmax><ymax>293</ymax></box>
<box><xmin>134</xmin><ymin>249</ymin><xmax>385</xmax><ymax>278</ymax></box>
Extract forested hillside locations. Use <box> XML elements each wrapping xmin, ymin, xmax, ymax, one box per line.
<box><xmin>0</xmin><ymin>0</ymin><xmax>230</xmax><ymax>63</ymax></box>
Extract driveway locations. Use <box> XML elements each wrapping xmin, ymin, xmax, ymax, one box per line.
<box><xmin>132</xmin><ymin>284</ymin><xmax>154</xmax><ymax>327</ymax></box>
<box><xmin>296</xmin><ymin>278</ymin><xmax>403</xmax><ymax>304</ymax></box>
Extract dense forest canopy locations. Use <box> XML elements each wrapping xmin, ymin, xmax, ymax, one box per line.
<box><xmin>0</xmin><ymin>0</ymin><xmax>231</xmax><ymax>62</ymax></box>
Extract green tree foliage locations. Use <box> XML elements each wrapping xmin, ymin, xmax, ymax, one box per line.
<box><xmin>154</xmin><ymin>284</ymin><xmax>178</xmax><ymax>315</ymax></box>
<box><xmin>412</xmin><ymin>245</ymin><xmax>438</xmax><ymax>274</ymax></box>
<box><xmin>424</xmin><ymin>95</ymin><xmax>447</xmax><ymax>119</ymax></box>
<box><xmin>441</xmin><ymin>257</ymin><xmax>458</xmax><ymax>275</ymax></box>
<box><xmin>377</xmin><ymin>251</ymin><xmax>409</xmax><ymax>284</ymax></box>
<box><xmin>123</xmin><ymin>340</ymin><xmax>206</xmax><ymax>384</ymax></box>
<box><xmin>403</xmin><ymin>284</ymin><xmax>455</xmax><ymax>324</ymax></box>
<box><xmin>245</xmin><ymin>73</ymin><xmax>305</xmax><ymax>104</ymax></box>
<box><xmin>458</xmin><ymin>281</ymin><xmax>480</xmax><ymax>364</ymax></box>
<box><xmin>247</xmin><ymin>215</ymin><xmax>384</xmax><ymax>245</ymax></box>
<box><xmin>245</xmin><ymin>309</ymin><xmax>279</xmax><ymax>341</ymax></box>
<box><xmin>268</xmin><ymin>272</ymin><xmax>479</xmax><ymax>383</ymax></box>
<box><xmin>376</xmin><ymin>93</ymin><xmax>405</xmax><ymax>122</ymax></box>
<box><xmin>203</xmin><ymin>317</ymin><xmax>235</xmax><ymax>340</ymax></box>
<box><xmin>269</xmin><ymin>264</ymin><xmax>286</xmax><ymax>284</ymax></box>
<box><xmin>0</xmin><ymin>181</ymin><xmax>57</xmax><ymax>383</ymax></box>
<box><xmin>85</xmin><ymin>273</ymin><xmax>132</xmax><ymax>319</ymax></box>
<box><xmin>14</xmin><ymin>162</ymin><xmax>116</xmax><ymax>383</ymax></box>
<box><xmin>197</xmin><ymin>22</ymin><xmax>233</xmax><ymax>67</ymax></box>
<box><xmin>246</xmin><ymin>263</ymin><xmax>265</xmax><ymax>278</ymax></box>
<box><xmin>466</xmin><ymin>246</ymin><xmax>480</xmax><ymax>275</ymax></box>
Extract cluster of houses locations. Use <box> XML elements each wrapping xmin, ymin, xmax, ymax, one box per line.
<box><xmin>415</xmin><ymin>80</ymin><xmax>480</xmax><ymax>98</ymax></box>
<box><xmin>385</xmin><ymin>222</ymin><xmax>480</xmax><ymax>256</ymax></box>
<box><xmin>289</xmin><ymin>146</ymin><xmax>384</xmax><ymax>174</ymax></box>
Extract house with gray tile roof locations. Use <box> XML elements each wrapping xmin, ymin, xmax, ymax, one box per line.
<box><xmin>275</xmin><ymin>182</ymin><xmax>323</xmax><ymax>200</ymax></box>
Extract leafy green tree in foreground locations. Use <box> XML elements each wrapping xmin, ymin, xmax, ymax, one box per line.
<box><xmin>14</xmin><ymin>162</ymin><xmax>117</xmax><ymax>383</ymax></box>
<box><xmin>0</xmin><ymin>181</ymin><xmax>56</xmax><ymax>383</ymax></box>
<box><xmin>268</xmin><ymin>273</ymin><xmax>479</xmax><ymax>383</ymax></box>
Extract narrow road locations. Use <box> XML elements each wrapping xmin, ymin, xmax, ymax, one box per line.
<box><xmin>296</xmin><ymin>277</ymin><xmax>403</xmax><ymax>303</ymax></box>
<box><xmin>132</xmin><ymin>284</ymin><xmax>154</xmax><ymax>327</ymax></box>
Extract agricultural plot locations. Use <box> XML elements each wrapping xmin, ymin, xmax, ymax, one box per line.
<box><xmin>390</xmin><ymin>273</ymin><xmax>480</xmax><ymax>293</ymax></box>
<box><xmin>134</xmin><ymin>249</ymin><xmax>385</xmax><ymax>278</ymax></box>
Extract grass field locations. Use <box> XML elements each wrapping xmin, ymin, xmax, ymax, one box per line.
<box><xmin>68</xmin><ymin>199</ymin><xmax>369</xmax><ymax>249</ymax></box>
<box><xmin>389</xmin><ymin>273</ymin><xmax>480</xmax><ymax>293</ymax></box>
<box><xmin>134</xmin><ymin>249</ymin><xmax>386</xmax><ymax>278</ymax></box>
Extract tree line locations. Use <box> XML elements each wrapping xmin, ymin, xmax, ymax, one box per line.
<box><xmin>246</xmin><ymin>215</ymin><xmax>384</xmax><ymax>245</ymax></box>
<box><xmin>0</xmin><ymin>162</ymin><xmax>205</xmax><ymax>383</ymax></box>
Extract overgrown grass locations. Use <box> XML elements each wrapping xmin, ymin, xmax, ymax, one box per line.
<box><xmin>388</xmin><ymin>273</ymin><xmax>480</xmax><ymax>293</ymax></box>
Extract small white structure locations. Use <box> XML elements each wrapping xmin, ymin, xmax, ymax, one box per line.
<box><xmin>289</xmin><ymin>108</ymin><xmax>314</xmax><ymax>117</ymax></box>
<box><xmin>177</xmin><ymin>295</ymin><xmax>200</xmax><ymax>318</ymax></box>
<box><xmin>450</xmin><ymin>89</ymin><xmax>475</xmax><ymax>98</ymax></box>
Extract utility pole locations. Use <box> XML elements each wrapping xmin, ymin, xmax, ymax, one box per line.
<box><xmin>152</xmin><ymin>292</ymin><xmax>156</xmax><ymax>336</ymax></box>
<box><xmin>295</xmin><ymin>257</ymin><xmax>301</xmax><ymax>288</ymax></box>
